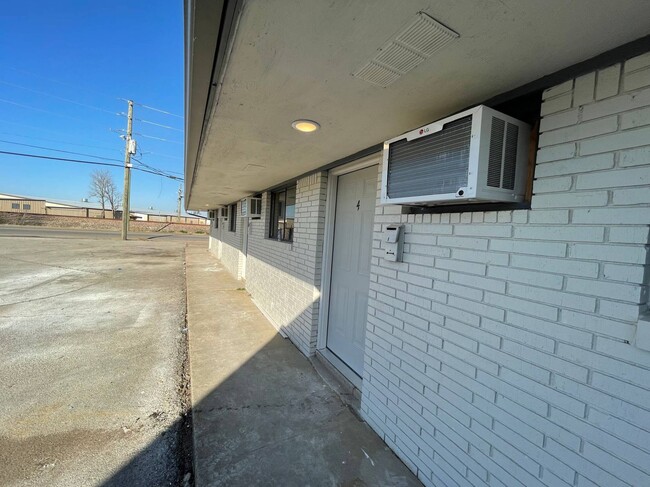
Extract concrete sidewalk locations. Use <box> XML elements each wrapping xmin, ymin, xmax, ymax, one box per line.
<box><xmin>185</xmin><ymin>243</ymin><xmax>421</xmax><ymax>486</ymax></box>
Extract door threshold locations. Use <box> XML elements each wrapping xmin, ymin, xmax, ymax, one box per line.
<box><xmin>316</xmin><ymin>348</ymin><xmax>363</xmax><ymax>391</ymax></box>
<box><xmin>312</xmin><ymin>350</ymin><xmax>362</xmax><ymax>414</ymax></box>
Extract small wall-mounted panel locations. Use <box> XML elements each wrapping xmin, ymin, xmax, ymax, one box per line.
<box><xmin>383</xmin><ymin>224</ymin><xmax>404</xmax><ymax>262</ymax></box>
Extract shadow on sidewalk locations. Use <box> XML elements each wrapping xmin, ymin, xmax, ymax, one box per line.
<box><xmin>100</xmin><ymin>244</ymin><xmax>420</xmax><ymax>487</ymax></box>
<box><xmin>102</xmin><ymin>334</ymin><xmax>420</xmax><ymax>487</ymax></box>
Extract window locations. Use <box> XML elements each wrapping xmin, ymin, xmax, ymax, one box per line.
<box><xmin>23</xmin><ymin>204</ymin><xmax>31</xmax><ymax>210</ymax></box>
<box><xmin>269</xmin><ymin>185</ymin><xmax>296</xmax><ymax>242</ymax></box>
<box><xmin>228</xmin><ymin>203</ymin><xmax>237</xmax><ymax>232</ymax></box>
<box><xmin>11</xmin><ymin>203</ymin><xmax>19</xmax><ymax>209</ymax></box>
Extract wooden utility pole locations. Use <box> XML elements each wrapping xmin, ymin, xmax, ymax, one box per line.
<box><xmin>177</xmin><ymin>184</ymin><xmax>183</xmax><ymax>223</ymax></box>
<box><xmin>121</xmin><ymin>100</ymin><xmax>134</xmax><ymax>240</ymax></box>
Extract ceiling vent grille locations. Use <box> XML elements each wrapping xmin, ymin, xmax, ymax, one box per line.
<box><xmin>353</xmin><ymin>12</ymin><xmax>459</xmax><ymax>87</ymax></box>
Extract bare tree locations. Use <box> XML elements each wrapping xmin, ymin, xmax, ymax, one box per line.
<box><xmin>105</xmin><ymin>178</ymin><xmax>121</xmax><ymax>216</ymax></box>
<box><xmin>89</xmin><ymin>170</ymin><xmax>121</xmax><ymax>218</ymax></box>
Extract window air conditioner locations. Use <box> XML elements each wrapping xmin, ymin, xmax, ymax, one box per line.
<box><xmin>240</xmin><ymin>197</ymin><xmax>262</xmax><ymax>217</ymax></box>
<box><xmin>381</xmin><ymin>105</ymin><xmax>530</xmax><ymax>206</ymax></box>
<box><xmin>220</xmin><ymin>207</ymin><xmax>229</xmax><ymax>221</ymax></box>
<box><xmin>208</xmin><ymin>210</ymin><xmax>216</xmax><ymax>220</ymax></box>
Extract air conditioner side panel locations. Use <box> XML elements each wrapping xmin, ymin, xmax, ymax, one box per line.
<box><xmin>474</xmin><ymin>110</ymin><xmax>530</xmax><ymax>202</ymax></box>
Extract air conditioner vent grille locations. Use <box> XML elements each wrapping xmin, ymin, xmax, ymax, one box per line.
<box><xmin>387</xmin><ymin>116</ymin><xmax>472</xmax><ymax>198</ymax></box>
<box><xmin>353</xmin><ymin>62</ymin><xmax>401</xmax><ymax>87</ymax></box>
<box><xmin>375</xmin><ymin>43</ymin><xmax>425</xmax><ymax>74</ymax></box>
<box><xmin>395</xmin><ymin>13</ymin><xmax>458</xmax><ymax>56</ymax></box>
<box><xmin>503</xmin><ymin>123</ymin><xmax>519</xmax><ymax>190</ymax></box>
<box><xmin>353</xmin><ymin>12</ymin><xmax>459</xmax><ymax>87</ymax></box>
<box><xmin>487</xmin><ymin>118</ymin><xmax>505</xmax><ymax>188</ymax></box>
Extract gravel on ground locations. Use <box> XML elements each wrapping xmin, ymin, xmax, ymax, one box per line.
<box><xmin>0</xmin><ymin>235</ymin><xmax>193</xmax><ymax>486</ymax></box>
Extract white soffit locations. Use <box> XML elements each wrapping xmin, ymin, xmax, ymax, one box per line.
<box><xmin>353</xmin><ymin>12</ymin><xmax>459</xmax><ymax>87</ymax></box>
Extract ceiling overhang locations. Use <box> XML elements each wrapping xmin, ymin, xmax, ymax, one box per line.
<box><xmin>184</xmin><ymin>0</ymin><xmax>650</xmax><ymax>209</ymax></box>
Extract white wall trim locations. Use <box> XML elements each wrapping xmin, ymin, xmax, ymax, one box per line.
<box><xmin>316</xmin><ymin>175</ymin><xmax>338</xmax><ymax>351</ymax></box>
<box><xmin>329</xmin><ymin>153</ymin><xmax>380</xmax><ymax>177</ymax></box>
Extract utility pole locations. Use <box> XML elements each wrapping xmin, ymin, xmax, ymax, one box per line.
<box><xmin>121</xmin><ymin>100</ymin><xmax>134</xmax><ymax>240</ymax></box>
<box><xmin>177</xmin><ymin>184</ymin><xmax>183</xmax><ymax>223</ymax></box>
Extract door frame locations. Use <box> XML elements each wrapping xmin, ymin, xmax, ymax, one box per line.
<box><xmin>316</xmin><ymin>153</ymin><xmax>380</xmax><ymax>387</ymax></box>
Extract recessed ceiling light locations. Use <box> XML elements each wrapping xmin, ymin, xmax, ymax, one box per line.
<box><xmin>291</xmin><ymin>119</ymin><xmax>320</xmax><ymax>133</ymax></box>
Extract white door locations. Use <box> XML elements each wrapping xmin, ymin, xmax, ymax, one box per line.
<box><xmin>326</xmin><ymin>165</ymin><xmax>376</xmax><ymax>376</ymax></box>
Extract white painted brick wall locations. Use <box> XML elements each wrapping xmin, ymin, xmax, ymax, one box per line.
<box><xmin>243</xmin><ymin>172</ymin><xmax>328</xmax><ymax>355</ymax></box>
<box><xmin>361</xmin><ymin>56</ymin><xmax>650</xmax><ymax>487</ymax></box>
<box><xmin>208</xmin><ymin>174</ymin><xmax>327</xmax><ymax>355</ymax></box>
<box><xmin>215</xmin><ymin>201</ymin><xmax>245</xmax><ymax>280</ymax></box>
<box><xmin>208</xmin><ymin>215</ymin><xmax>223</xmax><ymax>258</ymax></box>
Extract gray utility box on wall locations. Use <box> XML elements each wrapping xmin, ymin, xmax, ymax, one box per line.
<box><xmin>381</xmin><ymin>105</ymin><xmax>530</xmax><ymax>206</ymax></box>
<box><xmin>383</xmin><ymin>224</ymin><xmax>404</xmax><ymax>262</ymax></box>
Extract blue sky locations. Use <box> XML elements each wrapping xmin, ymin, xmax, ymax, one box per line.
<box><xmin>0</xmin><ymin>1</ymin><xmax>187</xmax><ymax>214</ymax></box>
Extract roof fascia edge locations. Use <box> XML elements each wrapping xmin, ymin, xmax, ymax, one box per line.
<box><xmin>184</xmin><ymin>0</ymin><xmax>243</xmax><ymax>209</ymax></box>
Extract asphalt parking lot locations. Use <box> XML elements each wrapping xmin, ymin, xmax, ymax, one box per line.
<box><xmin>0</xmin><ymin>227</ymin><xmax>200</xmax><ymax>486</ymax></box>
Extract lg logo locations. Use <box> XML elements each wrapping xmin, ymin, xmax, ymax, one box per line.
<box><xmin>419</xmin><ymin>127</ymin><xmax>430</xmax><ymax>135</ymax></box>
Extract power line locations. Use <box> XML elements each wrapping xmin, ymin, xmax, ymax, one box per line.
<box><xmin>131</xmin><ymin>156</ymin><xmax>183</xmax><ymax>180</ymax></box>
<box><xmin>0</xmin><ymin>80</ymin><xmax>120</xmax><ymax>115</ymax></box>
<box><xmin>136</xmin><ymin>133</ymin><xmax>183</xmax><ymax>144</ymax></box>
<box><xmin>0</xmin><ymin>97</ymin><xmax>117</xmax><ymax>127</ymax></box>
<box><xmin>0</xmin><ymin>138</ymin><xmax>124</xmax><ymax>163</ymax></box>
<box><xmin>135</xmin><ymin>141</ymin><xmax>184</xmax><ymax>167</ymax></box>
<box><xmin>139</xmin><ymin>103</ymin><xmax>183</xmax><ymax>118</ymax></box>
<box><xmin>5</xmin><ymin>65</ymin><xmax>120</xmax><ymax>102</ymax></box>
<box><xmin>0</xmin><ymin>119</ymin><xmax>122</xmax><ymax>148</ymax></box>
<box><xmin>0</xmin><ymin>149</ymin><xmax>122</xmax><ymax>168</ymax></box>
<box><xmin>134</xmin><ymin>117</ymin><xmax>183</xmax><ymax>132</ymax></box>
<box><xmin>0</xmin><ymin>149</ymin><xmax>183</xmax><ymax>181</ymax></box>
<box><xmin>0</xmin><ymin>129</ymin><xmax>122</xmax><ymax>155</ymax></box>
<box><xmin>112</xmin><ymin>129</ymin><xmax>183</xmax><ymax>145</ymax></box>
<box><xmin>133</xmin><ymin>157</ymin><xmax>179</xmax><ymax>177</ymax></box>
<box><xmin>2</xmin><ymin>66</ymin><xmax>182</xmax><ymax>134</ymax></box>
<box><xmin>140</xmin><ymin>150</ymin><xmax>182</xmax><ymax>161</ymax></box>
<box><xmin>122</xmin><ymin>99</ymin><xmax>183</xmax><ymax>119</ymax></box>
<box><xmin>134</xmin><ymin>158</ymin><xmax>184</xmax><ymax>176</ymax></box>
<box><xmin>0</xmin><ymin>132</ymin><xmax>182</xmax><ymax>178</ymax></box>
<box><xmin>132</xmin><ymin>157</ymin><xmax>166</xmax><ymax>175</ymax></box>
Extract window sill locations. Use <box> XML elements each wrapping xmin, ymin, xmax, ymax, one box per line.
<box><xmin>265</xmin><ymin>237</ymin><xmax>293</xmax><ymax>246</ymax></box>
